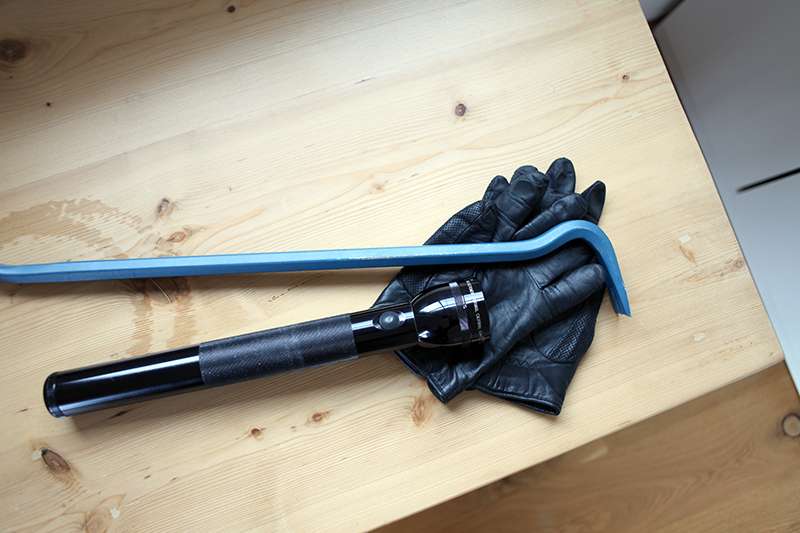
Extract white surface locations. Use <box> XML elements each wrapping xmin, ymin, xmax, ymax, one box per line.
<box><xmin>655</xmin><ymin>0</ymin><xmax>800</xmax><ymax>390</ymax></box>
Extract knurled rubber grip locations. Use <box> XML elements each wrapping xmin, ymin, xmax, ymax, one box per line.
<box><xmin>199</xmin><ymin>314</ymin><xmax>357</xmax><ymax>385</ymax></box>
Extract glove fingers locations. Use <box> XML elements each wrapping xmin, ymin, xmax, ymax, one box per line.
<box><xmin>510</xmin><ymin>165</ymin><xmax>540</xmax><ymax>183</ymax></box>
<box><xmin>433</xmin><ymin>175</ymin><xmax>507</xmax><ymax>246</ymax></box>
<box><xmin>513</xmin><ymin>193</ymin><xmax>588</xmax><ymax>241</ymax></box>
<box><xmin>540</xmin><ymin>263</ymin><xmax>605</xmax><ymax>324</ymax></box>
<box><xmin>492</xmin><ymin>168</ymin><xmax>548</xmax><ymax>241</ymax></box>
<box><xmin>482</xmin><ymin>175</ymin><xmax>509</xmax><ymax>204</ymax></box>
<box><xmin>422</xmin><ymin>200</ymin><xmax>483</xmax><ymax>246</ymax></box>
<box><xmin>540</xmin><ymin>158</ymin><xmax>577</xmax><ymax>209</ymax></box>
<box><xmin>581</xmin><ymin>181</ymin><xmax>606</xmax><ymax>223</ymax></box>
<box><xmin>427</xmin><ymin>177</ymin><xmax>508</xmax><ymax>247</ymax></box>
<box><xmin>527</xmin><ymin>244</ymin><xmax>594</xmax><ymax>288</ymax></box>
<box><xmin>546</xmin><ymin>158</ymin><xmax>577</xmax><ymax>195</ymax></box>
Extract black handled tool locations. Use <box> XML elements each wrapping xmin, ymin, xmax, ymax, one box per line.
<box><xmin>44</xmin><ymin>279</ymin><xmax>488</xmax><ymax>417</ymax></box>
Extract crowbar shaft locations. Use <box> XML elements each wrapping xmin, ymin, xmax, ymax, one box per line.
<box><xmin>0</xmin><ymin>220</ymin><xmax>630</xmax><ymax>315</ymax></box>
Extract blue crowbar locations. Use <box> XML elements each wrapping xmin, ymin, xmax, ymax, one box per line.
<box><xmin>0</xmin><ymin>220</ymin><xmax>630</xmax><ymax>315</ymax></box>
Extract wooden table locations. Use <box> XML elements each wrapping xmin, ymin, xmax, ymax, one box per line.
<box><xmin>0</xmin><ymin>1</ymin><xmax>782</xmax><ymax>531</ymax></box>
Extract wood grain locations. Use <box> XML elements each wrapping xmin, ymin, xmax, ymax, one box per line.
<box><xmin>0</xmin><ymin>0</ymin><xmax>782</xmax><ymax>531</ymax></box>
<box><xmin>379</xmin><ymin>363</ymin><xmax>800</xmax><ymax>533</ymax></box>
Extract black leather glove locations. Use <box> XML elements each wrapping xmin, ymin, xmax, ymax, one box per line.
<box><xmin>374</xmin><ymin>158</ymin><xmax>606</xmax><ymax>414</ymax></box>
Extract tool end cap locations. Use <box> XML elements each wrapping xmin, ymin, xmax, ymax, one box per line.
<box><xmin>43</xmin><ymin>373</ymin><xmax>65</xmax><ymax>418</ymax></box>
